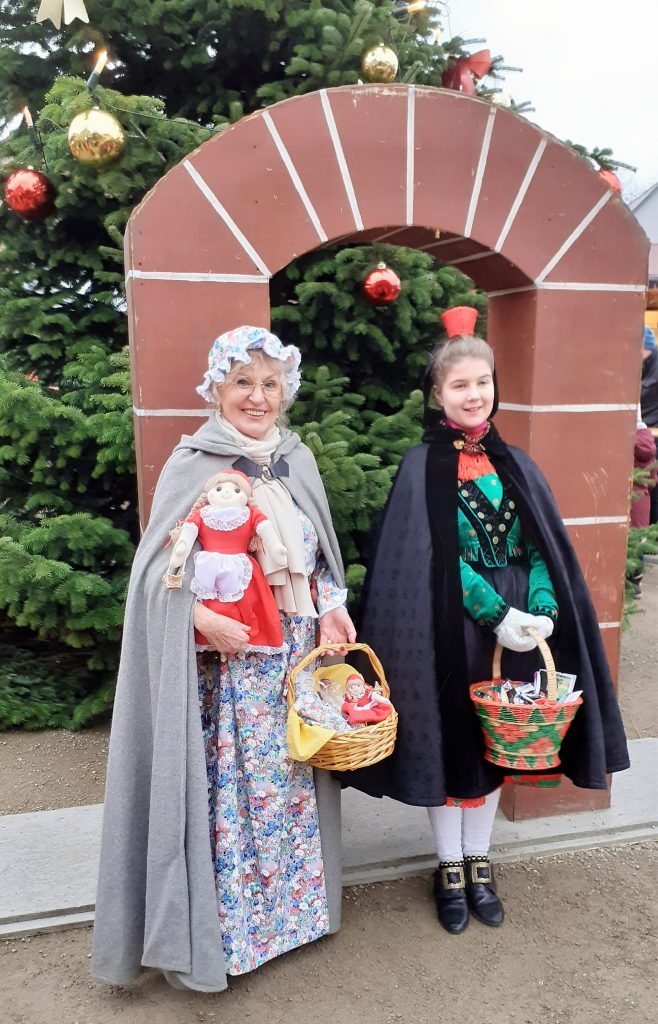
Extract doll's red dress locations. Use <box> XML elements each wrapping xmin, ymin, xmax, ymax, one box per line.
<box><xmin>188</xmin><ymin>504</ymin><xmax>285</xmax><ymax>651</ymax></box>
<box><xmin>341</xmin><ymin>686</ymin><xmax>393</xmax><ymax>726</ymax></box>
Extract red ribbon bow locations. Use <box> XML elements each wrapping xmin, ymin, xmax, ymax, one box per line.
<box><xmin>442</xmin><ymin>49</ymin><xmax>492</xmax><ymax>95</ymax></box>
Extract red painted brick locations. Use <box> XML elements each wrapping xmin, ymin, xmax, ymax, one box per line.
<box><xmin>322</xmin><ymin>87</ymin><xmax>409</xmax><ymax>230</ymax></box>
<box><xmin>136</xmin><ymin>415</ymin><xmax>210</xmax><ymax>522</ymax></box>
<box><xmin>542</xmin><ymin>197</ymin><xmax>649</xmax><ymax>284</ymax></box>
<box><xmin>189</xmin><ymin>114</ymin><xmax>326</xmax><ymax>274</ymax></box>
<box><xmin>127</xmin><ymin>279</ymin><xmax>269</xmax><ymax>410</ymax></box>
<box><xmin>413</xmin><ymin>89</ymin><xmax>492</xmax><ymax>236</ymax></box>
<box><xmin>470</xmin><ymin>108</ymin><xmax>545</xmax><ymax>250</ymax></box>
<box><xmin>500</xmin><ymin>778</ymin><xmax>610</xmax><ymax>820</ymax></box>
<box><xmin>500</xmin><ymin>142</ymin><xmax>610</xmax><ymax>282</ymax></box>
<box><xmin>262</xmin><ymin>91</ymin><xmax>358</xmax><ymax>242</ymax></box>
<box><xmin>125</xmin><ymin>164</ymin><xmax>264</xmax><ymax>276</ymax></box>
<box><xmin>599</xmin><ymin>627</ymin><xmax>621</xmax><ymax>684</ymax></box>
<box><xmin>566</xmin><ymin>522</ymin><xmax>628</xmax><ymax>624</ymax></box>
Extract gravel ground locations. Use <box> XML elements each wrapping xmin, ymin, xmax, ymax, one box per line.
<box><xmin>618</xmin><ymin>562</ymin><xmax>658</xmax><ymax>740</ymax></box>
<box><xmin>1</xmin><ymin>843</ymin><xmax>656</xmax><ymax>1024</ymax></box>
<box><xmin>0</xmin><ymin>721</ymin><xmax>110</xmax><ymax>816</ymax></box>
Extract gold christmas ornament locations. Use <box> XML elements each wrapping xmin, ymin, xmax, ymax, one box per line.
<box><xmin>68</xmin><ymin>108</ymin><xmax>126</xmax><ymax>168</ymax></box>
<box><xmin>36</xmin><ymin>0</ymin><xmax>89</xmax><ymax>30</ymax></box>
<box><xmin>361</xmin><ymin>44</ymin><xmax>399</xmax><ymax>84</ymax></box>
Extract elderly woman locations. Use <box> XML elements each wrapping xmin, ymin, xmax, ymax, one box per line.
<box><xmin>91</xmin><ymin>326</ymin><xmax>355</xmax><ymax>991</ymax></box>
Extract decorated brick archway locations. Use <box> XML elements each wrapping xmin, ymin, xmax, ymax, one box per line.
<box><xmin>125</xmin><ymin>85</ymin><xmax>647</xmax><ymax>817</ymax></box>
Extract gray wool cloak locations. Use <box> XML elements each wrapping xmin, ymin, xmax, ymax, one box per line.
<box><xmin>91</xmin><ymin>416</ymin><xmax>345</xmax><ymax>991</ymax></box>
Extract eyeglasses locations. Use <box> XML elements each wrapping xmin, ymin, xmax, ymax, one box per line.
<box><xmin>226</xmin><ymin>377</ymin><xmax>282</xmax><ymax>396</ymax></box>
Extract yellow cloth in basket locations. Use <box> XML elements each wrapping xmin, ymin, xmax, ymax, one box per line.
<box><xmin>313</xmin><ymin>663</ymin><xmax>360</xmax><ymax>687</ymax></box>
<box><xmin>286</xmin><ymin>708</ymin><xmax>336</xmax><ymax>761</ymax></box>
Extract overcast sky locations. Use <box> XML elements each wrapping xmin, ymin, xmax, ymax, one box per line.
<box><xmin>443</xmin><ymin>0</ymin><xmax>657</xmax><ymax>200</ymax></box>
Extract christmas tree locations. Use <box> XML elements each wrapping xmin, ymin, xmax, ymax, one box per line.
<box><xmin>0</xmin><ymin>1</ymin><xmax>626</xmax><ymax>728</ymax></box>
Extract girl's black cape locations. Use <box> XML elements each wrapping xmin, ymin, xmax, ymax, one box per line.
<box><xmin>339</xmin><ymin>419</ymin><xmax>629</xmax><ymax>806</ymax></box>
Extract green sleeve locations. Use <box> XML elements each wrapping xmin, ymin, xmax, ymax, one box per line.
<box><xmin>460</xmin><ymin>557</ymin><xmax>509</xmax><ymax>628</ymax></box>
<box><xmin>526</xmin><ymin>539</ymin><xmax>559</xmax><ymax>620</ymax></box>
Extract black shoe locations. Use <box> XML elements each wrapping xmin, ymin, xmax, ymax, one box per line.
<box><xmin>433</xmin><ymin>861</ymin><xmax>469</xmax><ymax>934</ymax></box>
<box><xmin>464</xmin><ymin>856</ymin><xmax>504</xmax><ymax>927</ymax></box>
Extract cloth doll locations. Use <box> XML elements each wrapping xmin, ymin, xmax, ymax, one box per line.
<box><xmin>163</xmin><ymin>469</ymin><xmax>288</xmax><ymax>651</ymax></box>
<box><xmin>293</xmin><ymin>670</ymin><xmax>354</xmax><ymax>733</ymax></box>
<box><xmin>341</xmin><ymin>672</ymin><xmax>393</xmax><ymax>726</ymax></box>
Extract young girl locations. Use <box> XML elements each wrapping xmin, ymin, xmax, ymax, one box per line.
<box><xmin>341</xmin><ymin>307</ymin><xmax>629</xmax><ymax>935</ymax></box>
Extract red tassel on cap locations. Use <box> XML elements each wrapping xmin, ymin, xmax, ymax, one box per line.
<box><xmin>440</xmin><ymin>306</ymin><xmax>478</xmax><ymax>338</ymax></box>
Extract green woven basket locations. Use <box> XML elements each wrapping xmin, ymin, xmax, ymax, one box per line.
<box><xmin>469</xmin><ymin>627</ymin><xmax>583</xmax><ymax>771</ymax></box>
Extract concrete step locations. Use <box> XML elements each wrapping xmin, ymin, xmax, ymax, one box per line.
<box><xmin>0</xmin><ymin>737</ymin><xmax>655</xmax><ymax>940</ymax></box>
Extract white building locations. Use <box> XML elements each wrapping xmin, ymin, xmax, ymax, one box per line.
<box><xmin>629</xmin><ymin>183</ymin><xmax>658</xmax><ymax>287</ymax></box>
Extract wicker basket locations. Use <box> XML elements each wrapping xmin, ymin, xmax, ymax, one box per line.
<box><xmin>469</xmin><ymin>627</ymin><xmax>583</xmax><ymax>771</ymax></box>
<box><xmin>287</xmin><ymin>642</ymin><xmax>398</xmax><ymax>771</ymax></box>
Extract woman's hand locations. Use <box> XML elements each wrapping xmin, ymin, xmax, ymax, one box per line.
<box><xmin>193</xmin><ymin>604</ymin><xmax>251</xmax><ymax>656</ymax></box>
<box><xmin>319</xmin><ymin>606</ymin><xmax>357</xmax><ymax>646</ymax></box>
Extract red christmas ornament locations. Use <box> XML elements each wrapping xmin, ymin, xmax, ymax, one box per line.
<box><xmin>362</xmin><ymin>262</ymin><xmax>401</xmax><ymax>305</ymax></box>
<box><xmin>598</xmin><ymin>169</ymin><xmax>622</xmax><ymax>194</ymax></box>
<box><xmin>4</xmin><ymin>168</ymin><xmax>55</xmax><ymax>222</ymax></box>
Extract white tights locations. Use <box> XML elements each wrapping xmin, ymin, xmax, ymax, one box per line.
<box><xmin>427</xmin><ymin>788</ymin><xmax>501</xmax><ymax>862</ymax></box>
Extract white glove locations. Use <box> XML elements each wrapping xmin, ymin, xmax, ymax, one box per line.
<box><xmin>493</xmin><ymin>607</ymin><xmax>539</xmax><ymax>653</ymax></box>
<box><xmin>531</xmin><ymin>615</ymin><xmax>555</xmax><ymax>641</ymax></box>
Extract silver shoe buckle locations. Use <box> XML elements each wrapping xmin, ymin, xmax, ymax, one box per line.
<box><xmin>468</xmin><ymin>859</ymin><xmax>492</xmax><ymax>885</ymax></box>
<box><xmin>441</xmin><ymin>864</ymin><xmax>466</xmax><ymax>890</ymax></box>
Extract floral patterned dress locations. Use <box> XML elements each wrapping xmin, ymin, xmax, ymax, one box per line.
<box><xmin>196</xmin><ymin>502</ymin><xmax>346</xmax><ymax>975</ymax></box>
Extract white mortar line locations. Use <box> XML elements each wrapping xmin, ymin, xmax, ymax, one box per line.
<box><xmin>562</xmin><ymin>516</ymin><xmax>627</xmax><ymax>526</ymax></box>
<box><xmin>135</xmin><ymin>404</ymin><xmax>635</xmax><ymax>421</ymax></box>
<box><xmin>126</xmin><ymin>270</ymin><xmax>268</xmax><ymax>284</ymax></box>
<box><xmin>450</xmin><ymin>250</ymin><xmax>496</xmax><ymax>265</ymax></box>
<box><xmin>319</xmin><ymin>89</ymin><xmax>364</xmax><ymax>231</ymax></box>
<box><xmin>498</xmin><ymin>402</ymin><xmax>636</xmax><ymax>413</ymax></box>
<box><xmin>464</xmin><ymin>104</ymin><xmax>497</xmax><ymax>237</ymax></box>
<box><xmin>535</xmin><ymin>191</ymin><xmax>613</xmax><ymax>284</ymax></box>
<box><xmin>262</xmin><ymin>111</ymin><xmax>328</xmax><ymax>242</ymax></box>
<box><xmin>133</xmin><ymin>407</ymin><xmax>210</xmax><ymax>417</ymax></box>
<box><xmin>494</xmin><ymin>138</ymin><xmax>548</xmax><ymax>251</ymax></box>
<box><xmin>183</xmin><ymin>160</ymin><xmax>271</xmax><ymax>278</ymax></box>
<box><xmin>328</xmin><ymin>231</ymin><xmax>357</xmax><ymax>245</ymax></box>
<box><xmin>537</xmin><ymin>281</ymin><xmax>644</xmax><ymax>292</ymax></box>
<box><xmin>406</xmin><ymin>85</ymin><xmax>415</xmax><ymax>225</ymax></box>
<box><xmin>418</xmin><ymin>235</ymin><xmax>467</xmax><ymax>251</ymax></box>
<box><xmin>488</xmin><ymin>282</ymin><xmax>645</xmax><ymax>297</ymax></box>
<box><xmin>370</xmin><ymin>228</ymin><xmax>411</xmax><ymax>242</ymax></box>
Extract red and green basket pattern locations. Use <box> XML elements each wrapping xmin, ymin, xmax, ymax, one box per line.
<box><xmin>469</xmin><ymin>627</ymin><xmax>583</xmax><ymax>771</ymax></box>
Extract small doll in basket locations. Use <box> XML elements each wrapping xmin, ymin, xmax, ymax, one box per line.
<box><xmin>341</xmin><ymin>672</ymin><xmax>393</xmax><ymax>726</ymax></box>
<box><xmin>292</xmin><ymin>670</ymin><xmax>353</xmax><ymax>733</ymax></box>
<box><xmin>163</xmin><ymin>469</ymin><xmax>288</xmax><ymax>651</ymax></box>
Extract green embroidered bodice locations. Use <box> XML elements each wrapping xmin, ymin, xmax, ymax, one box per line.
<box><xmin>458</xmin><ymin>472</ymin><xmax>558</xmax><ymax>628</ymax></box>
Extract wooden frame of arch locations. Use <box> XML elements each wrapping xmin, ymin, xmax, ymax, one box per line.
<box><xmin>125</xmin><ymin>85</ymin><xmax>647</xmax><ymax>819</ymax></box>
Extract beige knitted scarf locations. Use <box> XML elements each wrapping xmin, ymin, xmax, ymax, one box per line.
<box><xmin>216</xmin><ymin>415</ymin><xmax>317</xmax><ymax>617</ymax></box>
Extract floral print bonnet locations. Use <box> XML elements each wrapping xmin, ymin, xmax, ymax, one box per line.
<box><xmin>196</xmin><ymin>325</ymin><xmax>302</xmax><ymax>404</ymax></box>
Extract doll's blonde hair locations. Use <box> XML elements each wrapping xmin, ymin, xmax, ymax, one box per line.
<box><xmin>168</xmin><ymin>471</ymin><xmax>255</xmax><ymax>546</ymax></box>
